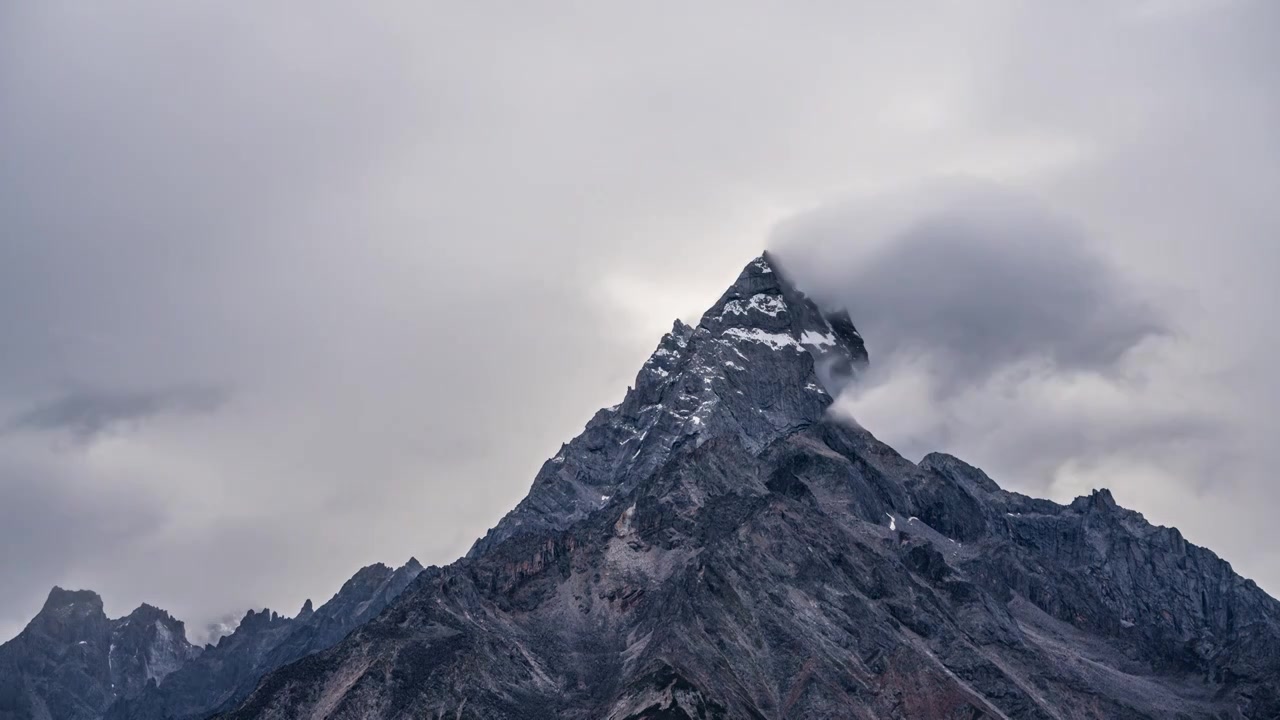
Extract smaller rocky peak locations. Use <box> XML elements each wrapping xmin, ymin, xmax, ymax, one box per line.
<box><xmin>40</xmin><ymin>586</ymin><xmax>104</xmax><ymax>615</ymax></box>
<box><xmin>331</xmin><ymin>563</ymin><xmax>395</xmax><ymax>602</ymax></box>
<box><xmin>1071</xmin><ymin>488</ymin><xmax>1118</xmax><ymax>513</ymax></box>
<box><xmin>108</xmin><ymin>603</ymin><xmax>200</xmax><ymax>691</ymax></box>
<box><xmin>296</xmin><ymin>598</ymin><xmax>315</xmax><ymax>621</ymax></box>
<box><xmin>122</xmin><ymin>602</ymin><xmax>173</xmax><ymax>625</ymax></box>
<box><xmin>382</xmin><ymin>558</ymin><xmax>426</xmax><ymax>600</ymax></box>
<box><xmin>389</xmin><ymin>557</ymin><xmax>425</xmax><ymax>588</ymax></box>
<box><xmin>644</xmin><ymin>321</ymin><xmax>693</xmax><ymax>370</ymax></box>
<box><xmin>30</xmin><ymin>586</ymin><xmax>109</xmax><ymax>641</ymax></box>
<box><xmin>348</xmin><ymin>562</ymin><xmax>394</xmax><ymax>584</ymax></box>
<box><xmin>116</xmin><ymin>602</ymin><xmax>193</xmax><ymax>651</ymax></box>
<box><xmin>235</xmin><ymin>607</ymin><xmax>288</xmax><ymax>634</ymax></box>
<box><xmin>308</xmin><ymin>562</ymin><xmax>398</xmax><ymax>625</ymax></box>
<box><xmin>919</xmin><ymin>452</ymin><xmax>1002</xmax><ymax>493</ymax></box>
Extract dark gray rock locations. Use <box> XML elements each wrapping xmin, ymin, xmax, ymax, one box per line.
<box><xmin>0</xmin><ymin>589</ymin><xmax>200</xmax><ymax>720</ymax></box>
<box><xmin>0</xmin><ymin>557</ymin><xmax>422</xmax><ymax>720</ymax></box>
<box><xmin>101</xmin><ymin>558</ymin><xmax>422</xmax><ymax>720</ymax></box>
<box><xmin>224</xmin><ymin>256</ymin><xmax>1280</xmax><ymax>719</ymax></box>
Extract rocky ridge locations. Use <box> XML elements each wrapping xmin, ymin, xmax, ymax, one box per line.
<box><xmin>0</xmin><ymin>559</ymin><xmax>423</xmax><ymax>720</ymax></box>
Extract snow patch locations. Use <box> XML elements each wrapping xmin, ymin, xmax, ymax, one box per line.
<box><xmin>721</xmin><ymin>293</ymin><xmax>786</xmax><ymax>319</ymax></box>
<box><xmin>722</xmin><ymin>327</ymin><xmax>797</xmax><ymax>350</ymax></box>
<box><xmin>886</xmin><ymin>513</ymin><xmax>897</xmax><ymax>531</ymax></box>
<box><xmin>799</xmin><ymin>330</ymin><xmax>838</xmax><ymax>349</ymax></box>
<box><xmin>748</xmin><ymin>293</ymin><xmax>785</xmax><ymax>316</ymax></box>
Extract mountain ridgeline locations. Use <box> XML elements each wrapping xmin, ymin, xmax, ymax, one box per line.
<box><xmin>4</xmin><ymin>255</ymin><xmax>1278</xmax><ymax>718</ymax></box>
<box><xmin>0</xmin><ymin>559</ymin><xmax>422</xmax><ymax>720</ymax></box>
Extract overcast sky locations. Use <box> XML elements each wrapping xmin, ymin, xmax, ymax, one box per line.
<box><xmin>1</xmin><ymin>1</ymin><xmax>1277</xmax><ymax>643</ymax></box>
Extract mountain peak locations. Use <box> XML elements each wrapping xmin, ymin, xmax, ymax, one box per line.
<box><xmin>41</xmin><ymin>586</ymin><xmax>104</xmax><ymax>614</ymax></box>
<box><xmin>698</xmin><ymin>253</ymin><xmax>868</xmax><ymax>394</ymax></box>
<box><xmin>124</xmin><ymin>602</ymin><xmax>177</xmax><ymax>623</ymax></box>
<box><xmin>469</xmin><ymin>254</ymin><xmax>868</xmax><ymax>556</ymax></box>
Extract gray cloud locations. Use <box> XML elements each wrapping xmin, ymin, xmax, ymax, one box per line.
<box><xmin>0</xmin><ymin>1</ymin><xmax>1276</xmax><ymax>639</ymax></box>
<box><xmin>769</xmin><ymin>180</ymin><xmax>1212</xmax><ymax>467</ymax></box>
<box><xmin>9</xmin><ymin>386</ymin><xmax>225</xmax><ymax>441</ymax></box>
<box><xmin>772</xmin><ymin>181</ymin><xmax>1169</xmax><ymax>396</ymax></box>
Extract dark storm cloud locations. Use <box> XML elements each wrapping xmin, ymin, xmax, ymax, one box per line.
<box><xmin>769</xmin><ymin>179</ymin><xmax>1220</xmax><ymax>472</ymax></box>
<box><xmin>772</xmin><ymin>182</ymin><xmax>1168</xmax><ymax>397</ymax></box>
<box><xmin>10</xmin><ymin>386</ymin><xmax>226</xmax><ymax>441</ymax></box>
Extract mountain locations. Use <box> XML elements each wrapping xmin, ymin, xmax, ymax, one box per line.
<box><xmin>223</xmin><ymin>254</ymin><xmax>1280</xmax><ymax>719</ymax></box>
<box><xmin>0</xmin><ymin>559</ymin><xmax>422</xmax><ymax>720</ymax></box>
<box><xmin>0</xmin><ymin>588</ymin><xmax>200</xmax><ymax>720</ymax></box>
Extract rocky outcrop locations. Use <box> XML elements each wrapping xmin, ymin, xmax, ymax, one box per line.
<box><xmin>0</xmin><ymin>589</ymin><xmax>200</xmax><ymax>720</ymax></box>
<box><xmin>225</xmin><ymin>256</ymin><xmax>1280</xmax><ymax>719</ymax></box>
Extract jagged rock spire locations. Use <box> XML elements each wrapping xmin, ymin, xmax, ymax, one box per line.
<box><xmin>469</xmin><ymin>254</ymin><xmax>868</xmax><ymax>556</ymax></box>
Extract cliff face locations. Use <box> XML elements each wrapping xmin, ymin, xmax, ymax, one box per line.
<box><xmin>224</xmin><ymin>256</ymin><xmax>1280</xmax><ymax>719</ymax></box>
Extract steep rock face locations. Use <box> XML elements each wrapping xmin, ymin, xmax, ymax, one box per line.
<box><xmin>0</xmin><ymin>589</ymin><xmax>200</xmax><ymax>720</ymax></box>
<box><xmin>102</xmin><ymin>559</ymin><xmax>423</xmax><ymax>720</ymax></box>
<box><xmin>226</xmin><ymin>256</ymin><xmax>1280</xmax><ymax>719</ymax></box>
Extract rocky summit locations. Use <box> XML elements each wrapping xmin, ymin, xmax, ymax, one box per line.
<box><xmin>220</xmin><ymin>256</ymin><xmax>1280</xmax><ymax>719</ymax></box>
<box><xmin>5</xmin><ymin>255</ymin><xmax>1279</xmax><ymax>719</ymax></box>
